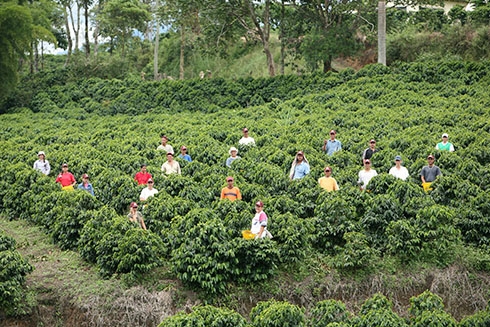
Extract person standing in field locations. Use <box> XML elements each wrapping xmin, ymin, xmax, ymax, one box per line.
<box><xmin>289</xmin><ymin>151</ymin><xmax>310</xmax><ymax>180</ymax></box>
<box><xmin>362</xmin><ymin>139</ymin><xmax>378</xmax><ymax>163</ymax></box>
<box><xmin>250</xmin><ymin>201</ymin><xmax>272</xmax><ymax>239</ymax></box>
<box><xmin>358</xmin><ymin>159</ymin><xmax>377</xmax><ymax>191</ymax></box>
<box><xmin>140</xmin><ymin>178</ymin><xmax>159</xmax><ymax>201</ymax></box>
<box><xmin>389</xmin><ymin>155</ymin><xmax>409</xmax><ymax>181</ymax></box>
<box><xmin>157</xmin><ymin>135</ymin><xmax>174</xmax><ymax>154</ymax></box>
<box><xmin>161</xmin><ymin>152</ymin><xmax>181</xmax><ymax>175</ymax></box>
<box><xmin>78</xmin><ymin>173</ymin><xmax>94</xmax><ymax>196</ymax></box>
<box><xmin>220</xmin><ymin>176</ymin><xmax>242</xmax><ymax>201</ymax></box>
<box><xmin>134</xmin><ymin>164</ymin><xmax>153</xmax><ymax>185</ymax></box>
<box><xmin>226</xmin><ymin>147</ymin><xmax>241</xmax><ymax>167</ymax></box>
<box><xmin>178</xmin><ymin>145</ymin><xmax>192</xmax><ymax>162</ymax></box>
<box><xmin>239</xmin><ymin>127</ymin><xmax>256</xmax><ymax>146</ymax></box>
<box><xmin>420</xmin><ymin>154</ymin><xmax>442</xmax><ymax>184</ymax></box>
<box><xmin>128</xmin><ymin>202</ymin><xmax>147</xmax><ymax>230</ymax></box>
<box><xmin>435</xmin><ymin>133</ymin><xmax>455</xmax><ymax>152</ymax></box>
<box><xmin>56</xmin><ymin>163</ymin><xmax>77</xmax><ymax>191</ymax></box>
<box><xmin>318</xmin><ymin>166</ymin><xmax>339</xmax><ymax>191</ymax></box>
<box><xmin>33</xmin><ymin>151</ymin><xmax>51</xmax><ymax>175</ymax></box>
<box><xmin>322</xmin><ymin>130</ymin><xmax>342</xmax><ymax>156</ymax></box>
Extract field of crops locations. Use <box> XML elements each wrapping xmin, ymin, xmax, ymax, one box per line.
<box><xmin>1</xmin><ymin>61</ymin><xmax>490</xmax><ymax>324</ymax></box>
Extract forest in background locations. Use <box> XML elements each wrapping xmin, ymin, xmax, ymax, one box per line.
<box><xmin>2</xmin><ymin>0</ymin><xmax>490</xmax><ymax>103</ymax></box>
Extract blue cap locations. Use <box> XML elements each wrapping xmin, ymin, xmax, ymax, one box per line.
<box><xmin>395</xmin><ymin>155</ymin><xmax>402</xmax><ymax>161</ymax></box>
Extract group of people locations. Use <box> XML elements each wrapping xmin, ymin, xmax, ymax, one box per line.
<box><xmin>33</xmin><ymin>129</ymin><xmax>453</xmax><ymax>234</ymax></box>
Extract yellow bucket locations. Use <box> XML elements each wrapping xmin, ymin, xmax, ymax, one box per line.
<box><xmin>422</xmin><ymin>182</ymin><xmax>432</xmax><ymax>192</ymax></box>
<box><xmin>242</xmin><ymin>230</ymin><xmax>255</xmax><ymax>240</ymax></box>
<box><xmin>62</xmin><ymin>185</ymin><xmax>74</xmax><ymax>191</ymax></box>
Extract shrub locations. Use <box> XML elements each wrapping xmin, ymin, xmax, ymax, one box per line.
<box><xmin>309</xmin><ymin>299</ymin><xmax>351</xmax><ymax>327</ymax></box>
<box><xmin>158</xmin><ymin>305</ymin><xmax>247</xmax><ymax>327</ymax></box>
<box><xmin>0</xmin><ymin>232</ymin><xmax>34</xmax><ymax>316</ymax></box>
<box><xmin>250</xmin><ymin>299</ymin><xmax>306</xmax><ymax>327</ymax></box>
<box><xmin>355</xmin><ymin>293</ymin><xmax>407</xmax><ymax>327</ymax></box>
<box><xmin>332</xmin><ymin>232</ymin><xmax>379</xmax><ymax>272</ymax></box>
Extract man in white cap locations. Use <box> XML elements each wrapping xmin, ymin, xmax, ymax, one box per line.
<box><xmin>435</xmin><ymin>133</ymin><xmax>455</xmax><ymax>152</ymax></box>
<box><xmin>389</xmin><ymin>155</ymin><xmax>409</xmax><ymax>181</ymax></box>
<box><xmin>33</xmin><ymin>151</ymin><xmax>51</xmax><ymax>175</ymax></box>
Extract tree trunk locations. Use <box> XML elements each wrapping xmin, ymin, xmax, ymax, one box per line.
<box><xmin>377</xmin><ymin>0</ymin><xmax>386</xmax><ymax>65</ymax></box>
<box><xmin>68</xmin><ymin>2</ymin><xmax>79</xmax><ymax>52</ymax></box>
<box><xmin>84</xmin><ymin>2</ymin><xmax>90</xmax><ymax>57</ymax></box>
<box><xmin>153</xmin><ymin>0</ymin><xmax>159</xmax><ymax>80</ymax></box>
<box><xmin>63</xmin><ymin>4</ymin><xmax>72</xmax><ymax>65</ymax></box>
<box><xmin>179</xmin><ymin>26</ymin><xmax>184</xmax><ymax>80</ymax></box>
<box><xmin>279</xmin><ymin>0</ymin><xmax>285</xmax><ymax>75</ymax></box>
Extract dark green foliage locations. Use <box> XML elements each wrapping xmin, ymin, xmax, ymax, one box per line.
<box><xmin>158</xmin><ymin>305</ymin><xmax>248</xmax><ymax>327</ymax></box>
<box><xmin>250</xmin><ymin>299</ymin><xmax>306</xmax><ymax>327</ymax></box>
<box><xmin>272</xmin><ymin>213</ymin><xmax>311</xmax><ymax>264</ymax></box>
<box><xmin>0</xmin><ymin>232</ymin><xmax>33</xmax><ymax>316</ymax></box>
<box><xmin>459</xmin><ymin>302</ymin><xmax>490</xmax><ymax>327</ymax></box>
<box><xmin>309</xmin><ymin>299</ymin><xmax>351</xmax><ymax>327</ymax></box>
<box><xmin>456</xmin><ymin>192</ymin><xmax>490</xmax><ymax>247</ymax></box>
<box><xmin>332</xmin><ymin>232</ymin><xmax>378</xmax><ymax>272</ymax></box>
<box><xmin>408</xmin><ymin>291</ymin><xmax>458</xmax><ymax>327</ymax></box>
<box><xmin>355</xmin><ymin>294</ymin><xmax>408</xmax><ymax>327</ymax></box>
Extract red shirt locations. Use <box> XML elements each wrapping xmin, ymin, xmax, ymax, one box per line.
<box><xmin>56</xmin><ymin>172</ymin><xmax>76</xmax><ymax>187</ymax></box>
<box><xmin>134</xmin><ymin>172</ymin><xmax>152</xmax><ymax>185</ymax></box>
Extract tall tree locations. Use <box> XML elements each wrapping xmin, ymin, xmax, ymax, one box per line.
<box><xmin>0</xmin><ymin>1</ymin><xmax>32</xmax><ymax>100</ymax></box>
<box><xmin>377</xmin><ymin>0</ymin><xmax>386</xmax><ymax>65</ymax></box>
<box><xmin>97</xmin><ymin>0</ymin><xmax>151</xmax><ymax>56</ymax></box>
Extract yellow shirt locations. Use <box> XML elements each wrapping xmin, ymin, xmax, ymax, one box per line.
<box><xmin>318</xmin><ymin>176</ymin><xmax>339</xmax><ymax>192</ymax></box>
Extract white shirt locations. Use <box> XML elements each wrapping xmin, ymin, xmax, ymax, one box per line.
<box><xmin>140</xmin><ymin>187</ymin><xmax>159</xmax><ymax>201</ymax></box>
<box><xmin>161</xmin><ymin>161</ymin><xmax>181</xmax><ymax>175</ymax></box>
<box><xmin>157</xmin><ymin>144</ymin><xmax>174</xmax><ymax>153</ymax></box>
<box><xmin>358</xmin><ymin>169</ymin><xmax>378</xmax><ymax>190</ymax></box>
<box><xmin>389</xmin><ymin>166</ymin><xmax>409</xmax><ymax>181</ymax></box>
<box><xmin>239</xmin><ymin>137</ymin><xmax>255</xmax><ymax>146</ymax></box>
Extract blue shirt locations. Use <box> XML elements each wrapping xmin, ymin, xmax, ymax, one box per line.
<box><xmin>226</xmin><ymin>156</ymin><xmax>241</xmax><ymax>167</ymax></box>
<box><xmin>78</xmin><ymin>183</ymin><xmax>94</xmax><ymax>196</ymax></box>
<box><xmin>293</xmin><ymin>161</ymin><xmax>310</xmax><ymax>180</ymax></box>
<box><xmin>325</xmin><ymin>139</ymin><xmax>342</xmax><ymax>156</ymax></box>
<box><xmin>178</xmin><ymin>154</ymin><xmax>192</xmax><ymax>162</ymax></box>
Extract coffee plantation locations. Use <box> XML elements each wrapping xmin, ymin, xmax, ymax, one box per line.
<box><xmin>1</xmin><ymin>61</ymin><xmax>490</xmax><ymax>323</ymax></box>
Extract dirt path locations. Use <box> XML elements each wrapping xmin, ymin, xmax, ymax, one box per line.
<box><xmin>0</xmin><ymin>218</ymin><xmax>185</xmax><ymax>327</ymax></box>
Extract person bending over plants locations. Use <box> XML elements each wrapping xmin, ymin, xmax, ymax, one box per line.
<box><xmin>128</xmin><ymin>202</ymin><xmax>147</xmax><ymax>230</ymax></box>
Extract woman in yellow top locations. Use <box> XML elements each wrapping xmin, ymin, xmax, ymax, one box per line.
<box><xmin>318</xmin><ymin>166</ymin><xmax>339</xmax><ymax>192</ymax></box>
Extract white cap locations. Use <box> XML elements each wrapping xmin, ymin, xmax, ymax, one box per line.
<box><xmin>229</xmin><ymin>147</ymin><xmax>238</xmax><ymax>155</ymax></box>
<box><xmin>442</xmin><ymin>133</ymin><xmax>448</xmax><ymax>138</ymax></box>
<box><xmin>38</xmin><ymin>151</ymin><xmax>45</xmax><ymax>156</ymax></box>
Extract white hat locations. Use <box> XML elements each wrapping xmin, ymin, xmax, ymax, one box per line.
<box><xmin>442</xmin><ymin>133</ymin><xmax>448</xmax><ymax>138</ymax></box>
<box><xmin>38</xmin><ymin>151</ymin><xmax>45</xmax><ymax>156</ymax></box>
<box><xmin>229</xmin><ymin>147</ymin><xmax>238</xmax><ymax>155</ymax></box>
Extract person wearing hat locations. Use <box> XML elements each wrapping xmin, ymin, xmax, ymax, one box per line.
<box><xmin>77</xmin><ymin>173</ymin><xmax>94</xmax><ymax>196</ymax></box>
<box><xmin>134</xmin><ymin>164</ymin><xmax>153</xmax><ymax>185</ymax></box>
<box><xmin>157</xmin><ymin>135</ymin><xmax>174</xmax><ymax>154</ymax></box>
<box><xmin>178</xmin><ymin>145</ymin><xmax>192</xmax><ymax>162</ymax></box>
<box><xmin>55</xmin><ymin>163</ymin><xmax>77</xmax><ymax>191</ymax></box>
<box><xmin>33</xmin><ymin>151</ymin><xmax>51</xmax><ymax>175</ymax></box>
<box><xmin>128</xmin><ymin>202</ymin><xmax>147</xmax><ymax>230</ymax></box>
<box><xmin>289</xmin><ymin>151</ymin><xmax>310</xmax><ymax>180</ymax></box>
<box><xmin>318</xmin><ymin>166</ymin><xmax>339</xmax><ymax>192</ymax></box>
<box><xmin>358</xmin><ymin>159</ymin><xmax>378</xmax><ymax>191</ymax></box>
<box><xmin>322</xmin><ymin>130</ymin><xmax>342</xmax><ymax>156</ymax></box>
<box><xmin>161</xmin><ymin>152</ymin><xmax>181</xmax><ymax>175</ymax></box>
<box><xmin>435</xmin><ymin>133</ymin><xmax>455</xmax><ymax>152</ymax></box>
<box><xmin>226</xmin><ymin>147</ymin><xmax>241</xmax><ymax>167</ymax></box>
<box><xmin>238</xmin><ymin>128</ymin><xmax>255</xmax><ymax>146</ymax></box>
<box><xmin>140</xmin><ymin>178</ymin><xmax>159</xmax><ymax>201</ymax></box>
<box><xmin>420</xmin><ymin>154</ymin><xmax>442</xmax><ymax>184</ymax></box>
<box><xmin>220</xmin><ymin>176</ymin><xmax>242</xmax><ymax>201</ymax></box>
<box><xmin>250</xmin><ymin>201</ymin><xmax>272</xmax><ymax>239</ymax></box>
<box><xmin>389</xmin><ymin>155</ymin><xmax>409</xmax><ymax>181</ymax></box>
<box><xmin>362</xmin><ymin>139</ymin><xmax>378</xmax><ymax>163</ymax></box>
